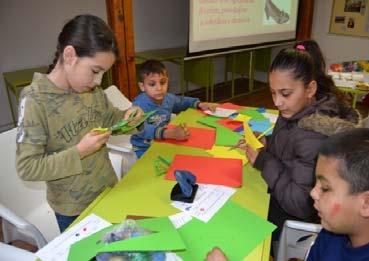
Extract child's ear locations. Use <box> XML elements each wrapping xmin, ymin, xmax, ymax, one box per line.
<box><xmin>359</xmin><ymin>191</ymin><xmax>369</xmax><ymax>218</ymax></box>
<box><xmin>63</xmin><ymin>45</ymin><xmax>77</xmax><ymax>66</ymax></box>
<box><xmin>138</xmin><ymin>82</ymin><xmax>145</xmax><ymax>92</ymax></box>
<box><xmin>307</xmin><ymin>80</ymin><xmax>317</xmax><ymax>98</ymax></box>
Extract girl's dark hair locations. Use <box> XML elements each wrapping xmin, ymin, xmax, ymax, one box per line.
<box><xmin>270</xmin><ymin>41</ymin><xmax>347</xmax><ymax>104</ymax></box>
<box><xmin>293</xmin><ymin>40</ymin><xmax>326</xmax><ymax>72</ymax></box>
<box><xmin>138</xmin><ymin>60</ymin><xmax>167</xmax><ymax>82</ymax></box>
<box><xmin>47</xmin><ymin>14</ymin><xmax>118</xmax><ymax>73</ymax></box>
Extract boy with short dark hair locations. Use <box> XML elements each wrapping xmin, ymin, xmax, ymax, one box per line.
<box><xmin>131</xmin><ymin>60</ymin><xmax>218</xmax><ymax>158</ymax></box>
<box><xmin>205</xmin><ymin>128</ymin><xmax>369</xmax><ymax>261</ymax></box>
<box><xmin>308</xmin><ymin>128</ymin><xmax>369</xmax><ymax>260</ymax></box>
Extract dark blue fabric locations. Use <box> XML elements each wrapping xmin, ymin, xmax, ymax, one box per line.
<box><xmin>307</xmin><ymin>229</ymin><xmax>369</xmax><ymax>261</ymax></box>
<box><xmin>174</xmin><ymin>170</ymin><xmax>196</xmax><ymax>197</ymax></box>
<box><xmin>131</xmin><ymin>93</ymin><xmax>199</xmax><ymax>158</ymax></box>
<box><xmin>55</xmin><ymin>212</ymin><xmax>78</xmax><ymax>232</ymax></box>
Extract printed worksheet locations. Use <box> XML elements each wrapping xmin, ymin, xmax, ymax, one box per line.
<box><xmin>36</xmin><ymin>213</ymin><xmax>111</xmax><ymax>261</ymax></box>
<box><xmin>171</xmin><ymin>184</ymin><xmax>236</xmax><ymax>222</ymax></box>
<box><xmin>169</xmin><ymin>211</ymin><xmax>193</xmax><ymax>229</ymax></box>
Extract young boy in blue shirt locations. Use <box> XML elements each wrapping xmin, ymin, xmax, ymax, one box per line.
<box><xmin>131</xmin><ymin>60</ymin><xmax>218</xmax><ymax>158</ymax></box>
<box><xmin>205</xmin><ymin>128</ymin><xmax>369</xmax><ymax>261</ymax></box>
<box><xmin>307</xmin><ymin>128</ymin><xmax>369</xmax><ymax>261</ymax></box>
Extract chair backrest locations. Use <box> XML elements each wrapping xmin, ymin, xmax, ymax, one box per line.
<box><xmin>104</xmin><ymin>85</ymin><xmax>132</xmax><ymax>110</ymax></box>
<box><xmin>104</xmin><ymin>85</ymin><xmax>136</xmax><ymax>179</ymax></box>
<box><xmin>276</xmin><ymin>220</ymin><xmax>322</xmax><ymax>261</ymax></box>
<box><xmin>0</xmin><ymin>128</ymin><xmax>60</xmax><ymax>243</ymax></box>
<box><xmin>0</xmin><ymin>203</ymin><xmax>47</xmax><ymax>249</ymax></box>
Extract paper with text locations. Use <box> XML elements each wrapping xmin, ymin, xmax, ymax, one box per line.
<box><xmin>172</xmin><ymin>184</ymin><xmax>236</xmax><ymax>222</ymax></box>
<box><xmin>36</xmin><ymin>213</ymin><xmax>111</xmax><ymax>261</ymax></box>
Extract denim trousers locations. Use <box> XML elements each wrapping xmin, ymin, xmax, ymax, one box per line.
<box><xmin>55</xmin><ymin>212</ymin><xmax>78</xmax><ymax>232</ymax></box>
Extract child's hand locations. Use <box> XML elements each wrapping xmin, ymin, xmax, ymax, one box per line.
<box><xmin>163</xmin><ymin>124</ymin><xmax>190</xmax><ymax>140</ymax></box>
<box><xmin>76</xmin><ymin>130</ymin><xmax>111</xmax><ymax>158</ymax></box>
<box><xmin>198</xmin><ymin>102</ymin><xmax>219</xmax><ymax>112</ymax></box>
<box><xmin>206</xmin><ymin>247</ymin><xmax>228</xmax><ymax>261</ymax></box>
<box><xmin>124</xmin><ymin>106</ymin><xmax>144</xmax><ymax>126</ymax></box>
<box><xmin>245</xmin><ymin>144</ymin><xmax>260</xmax><ymax>166</ymax></box>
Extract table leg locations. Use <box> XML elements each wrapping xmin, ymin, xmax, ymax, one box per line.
<box><xmin>249</xmin><ymin>51</ymin><xmax>255</xmax><ymax>92</ymax></box>
<box><xmin>180</xmin><ymin>59</ymin><xmax>186</xmax><ymax>96</ymax></box>
<box><xmin>231</xmin><ymin>54</ymin><xmax>236</xmax><ymax>98</ymax></box>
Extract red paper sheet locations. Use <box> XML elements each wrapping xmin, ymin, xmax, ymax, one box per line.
<box><xmin>165</xmin><ymin>154</ymin><xmax>243</xmax><ymax>187</ymax></box>
<box><xmin>217</xmin><ymin>118</ymin><xmax>243</xmax><ymax>131</ymax></box>
<box><xmin>218</xmin><ymin>102</ymin><xmax>244</xmax><ymax>110</ymax></box>
<box><xmin>156</xmin><ymin>125</ymin><xmax>215</xmax><ymax>149</ymax></box>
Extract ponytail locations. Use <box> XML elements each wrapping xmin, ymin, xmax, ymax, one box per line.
<box><xmin>47</xmin><ymin>50</ymin><xmax>60</xmax><ymax>73</ymax></box>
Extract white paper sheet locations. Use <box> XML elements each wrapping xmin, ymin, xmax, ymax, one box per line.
<box><xmin>204</xmin><ymin>108</ymin><xmax>238</xmax><ymax>118</ymax></box>
<box><xmin>171</xmin><ymin>184</ymin><xmax>236</xmax><ymax>223</ymax></box>
<box><xmin>169</xmin><ymin>212</ymin><xmax>193</xmax><ymax>229</ymax></box>
<box><xmin>36</xmin><ymin>213</ymin><xmax>111</xmax><ymax>261</ymax></box>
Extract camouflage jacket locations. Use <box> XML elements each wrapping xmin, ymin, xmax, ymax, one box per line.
<box><xmin>16</xmin><ymin>73</ymin><xmax>125</xmax><ymax>216</ymax></box>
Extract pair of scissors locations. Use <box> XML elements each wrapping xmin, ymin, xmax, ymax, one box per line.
<box><xmin>228</xmin><ymin>139</ymin><xmax>247</xmax><ymax>151</ymax></box>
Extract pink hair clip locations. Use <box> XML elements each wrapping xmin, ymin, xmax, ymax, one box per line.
<box><xmin>296</xmin><ymin>44</ymin><xmax>305</xmax><ymax>51</ymax></box>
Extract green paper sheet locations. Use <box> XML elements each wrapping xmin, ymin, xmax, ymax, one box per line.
<box><xmin>197</xmin><ymin>115</ymin><xmax>220</xmax><ymax>128</ymax></box>
<box><xmin>176</xmin><ymin>201</ymin><xmax>276</xmax><ymax>260</ymax></box>
<box><xmin>238</xmin><ymin>108</ymin><xmax>267</xmax><ymax>120</ymax></box>
<box><xmin>215</xmin><ymin>125</ymin><xmax>242</xmax><ymax>146</ymax></box>
<box><xmin>68</xmin><ymin>217</ymin><xmax>186</xmax><ymax>261</ymax></box>
<box><xmin>112</xmin><ymin>110</ymin><xmax>156</xmax><ymax>134</ymax></box>
<box><xmin>197</xmin><ymin>116</ymin><xmax>242</xmax><ymax>146</ymax></box>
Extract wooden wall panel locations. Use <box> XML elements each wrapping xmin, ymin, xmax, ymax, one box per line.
<box><xmin>297</xmin><ymin>0</ymin><xmax>315</xmax><ymax>40</ymax></box>
<box><xmin>106</xmin><ymin>0</ymin><xmax>138</xmax><ymax>100</ymax></box>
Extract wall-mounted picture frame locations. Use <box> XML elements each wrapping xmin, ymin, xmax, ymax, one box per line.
<box><xmin>329</xmin><ymin>0</ymin><xmax>369</xmax><ymax>37</ymax></box>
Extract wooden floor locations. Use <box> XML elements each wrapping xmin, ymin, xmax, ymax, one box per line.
<box><xmin>1</xmin><ymin>78</ymin><xmax>368</xmax><ymax>254</ymax></box>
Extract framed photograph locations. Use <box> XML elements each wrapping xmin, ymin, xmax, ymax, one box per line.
<box><xmin>329</xmin><ymin>0</ymin><xmax>369</xmax><ymax>37</ymax></box>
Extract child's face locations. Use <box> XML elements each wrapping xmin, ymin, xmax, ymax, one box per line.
<box><xmin>310</xmin><ymin>155</ymin><xmax>361</xmax><ymax>234</ymax></box>
<box><xmin>139</xmin><ymin>72</ymin><xmax>168</xmax><ymax>104</ymax></box>
<box><xmin>65</xmin><ymin>50</ymin><xmax>115</xmax><ymax>93</ymax></box>
<box><xmin>269</xmin><ymin>70</ymin><xmax>317</xmax><ymax>118</ymax></box>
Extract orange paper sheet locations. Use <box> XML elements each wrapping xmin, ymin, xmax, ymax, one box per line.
<box><xmin>165</xmin><ymin>154</ymin><xmax>243</xmax><ymax>187</ymax></box>
<box><xmin>156</xmin><ymin>125</ymin><xmax>216</xmax><ymax>150</ymax></box>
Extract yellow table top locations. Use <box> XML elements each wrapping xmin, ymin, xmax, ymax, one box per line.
<box><xmin>76</xmin><ymin>108</ymin><xmax>272</xmax><ymax>260</ymax></box>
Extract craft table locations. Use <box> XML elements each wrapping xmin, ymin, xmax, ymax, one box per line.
<box><xmin>75</xmin><ymin>108</ymin><xmax>272</xmax><ymax>260</ymax></box>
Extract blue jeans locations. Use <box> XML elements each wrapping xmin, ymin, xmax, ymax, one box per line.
<box><xmin>55</xmin><ymin>212</ymin><xmax>78</xmax><ymax>232</ymax></box>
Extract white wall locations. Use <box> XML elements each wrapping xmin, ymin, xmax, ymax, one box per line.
<box><xmin>133</xmin><ymin>0</ymin><xmax>188</xmax><ymax>52</ymax></box>
<box><xmin>0</xmin><ymin>0</ymin><xmax>107</xmax><ymax>132</ymax></box>
<box><xmin>311</xmin><ymin>0</ymin><xmax>369</xmax><ymax>66</ymax></box>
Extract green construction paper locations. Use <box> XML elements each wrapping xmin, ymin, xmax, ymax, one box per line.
<box><xmin>176</xmin><ymin>201</ymin><xmax>276</xmax><ymax>261</ymax></box>
<box><xmin>215</xmin><ymin>125</ymin><xmax>242</xmax><ymax>146</ymax></box>
<box><xmin>112</xmin><ymin>110</ymin><xmax>156</xmax><ymax>134</ymax></box>
<box><xmin>238</xmin><ymin>108</ymin><xmax>267</xmax><ymax>120</ymax></box>
<box><xmin>68</xmin><ymin>217</ymin><xmax>186</xmax><ymax>261</ymax></box>
<box><xmin>197</xmin><ymin>116</ymin><xmax>242</xmax><ymax>146</ymax></box>
<box><xmin>197</xmin><ymin>115</ymin><xmax>220</xmax><ymax>128</ymax></box>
